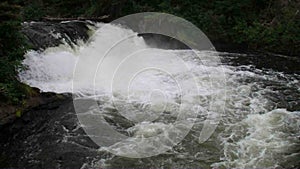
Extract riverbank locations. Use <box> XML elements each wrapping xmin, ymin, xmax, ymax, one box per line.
<box><xmin>0</xmin><ymin>88</ymin><xmax>69</xmax><ymax>127</ymax></box>
<box><xmin>0</xmin><ymin>20</ymin><xmax>93</xmax><ymax>127</ymax></box>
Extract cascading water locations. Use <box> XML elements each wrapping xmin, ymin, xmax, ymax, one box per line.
<box><xmin>18</xmin><ymin>23</ymin><xmax>300</xmax><ymax>168</ymax></box>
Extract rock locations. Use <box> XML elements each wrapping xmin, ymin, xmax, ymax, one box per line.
<box><xmin>21</xmin><ymin>21</ymin><xmax>95</xmax><ymax>50</ymax></box>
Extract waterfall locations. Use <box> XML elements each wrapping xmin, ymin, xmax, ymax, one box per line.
<box><xmin>18</xmin><ymin>23</ymin><xmax>300</xmax><ymax>168</ymax></box>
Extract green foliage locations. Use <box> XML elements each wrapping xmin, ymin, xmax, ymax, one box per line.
<box><xmin>15</xmin><ymin>109</ymin><xmax>22</xmax><ymax>117</ymax></box>
<box><xmin>86</xmin><ymin>0</ymin><xmax>112</xmax><ymax>16</ymax></box>
<box><xmin>0</xmin><ymin>1</ymin><xmax>28</xmax><ymax>104</ymax></box>
<box><xmin>22</xmin><ymin>1</ymin><xmax>45</xmax><ymax>20</ymax></box>
<box><xmin>7</xmin><ymin>0</ymin><xmax>300</xmax><ymax>55</ymax></box>
<box><xmin>120</xmin><ymin>0</ymin><xmax>299</xmax><ymax>55</ymax></box>
<box><xmin>19</xmin><ymin>0</ymin><xmax>111</xmax><ymax>18</ymax></box>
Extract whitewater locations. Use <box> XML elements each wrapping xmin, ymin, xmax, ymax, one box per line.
<box><xmin>18</xmin><ymin>23</ymin><xmax>300</xmax><ymax>168</ymax></box>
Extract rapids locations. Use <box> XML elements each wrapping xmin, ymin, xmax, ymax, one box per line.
<box><xmin>14</xmin><ymin>23</ymin><xmax>300</xmax><ymax>168</ymax></box>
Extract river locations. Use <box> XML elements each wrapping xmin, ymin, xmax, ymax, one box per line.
<box><xmin>0</xmin><ymin>22</ymin><xmax>299</xmax><ymax>168</ymax></box>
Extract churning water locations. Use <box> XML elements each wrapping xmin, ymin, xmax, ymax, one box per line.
<box><xmin>19</xmin><ymin>23</ymin><xmax>300</xmax><ymax>168</ymax></box>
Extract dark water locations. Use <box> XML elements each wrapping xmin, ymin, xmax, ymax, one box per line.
<box><xmin>0</xmin><ymin>51</ymin><xmax>299</xmax><ymax>169</ymax></box>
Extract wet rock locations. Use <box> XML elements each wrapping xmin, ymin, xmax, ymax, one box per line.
<box><xmin>21</xmin><ymin>21</ymin><xmax>95</xmax><ymax>50</ymax></box>
<box><xmin>0</xmin><ymin>91</ymin><xmax>68</xmax><ymax>128</ymax></box>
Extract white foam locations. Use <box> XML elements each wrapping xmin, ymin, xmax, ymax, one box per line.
<box><xmin>18</xmin><ymin>23</ymin><xmax>299</xmax><ymax>168</ymax></box>
<box><xmin>213</xmin><ymin>109</ymin><xmax>300</xmax><ymax>168</ymax></box>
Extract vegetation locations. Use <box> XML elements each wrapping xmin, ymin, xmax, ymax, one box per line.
<box><xmin>0</xmin><ymin>0</ymin><xmax>299</xmax><ymax>104</ymax></box>
<box><xmin>17</xmin><ymin>0</ymin><xmax>300</xmax><ymax>55</ymax></box>
<box><xmin>120</xmin><ymin>0</ymin><xmax>299</xmax><ymax>55</ymax></box>
<box><xmin>0</xmin><ymin>1</ymin><xmax>28</xmax><ymax>104</ymax></box>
